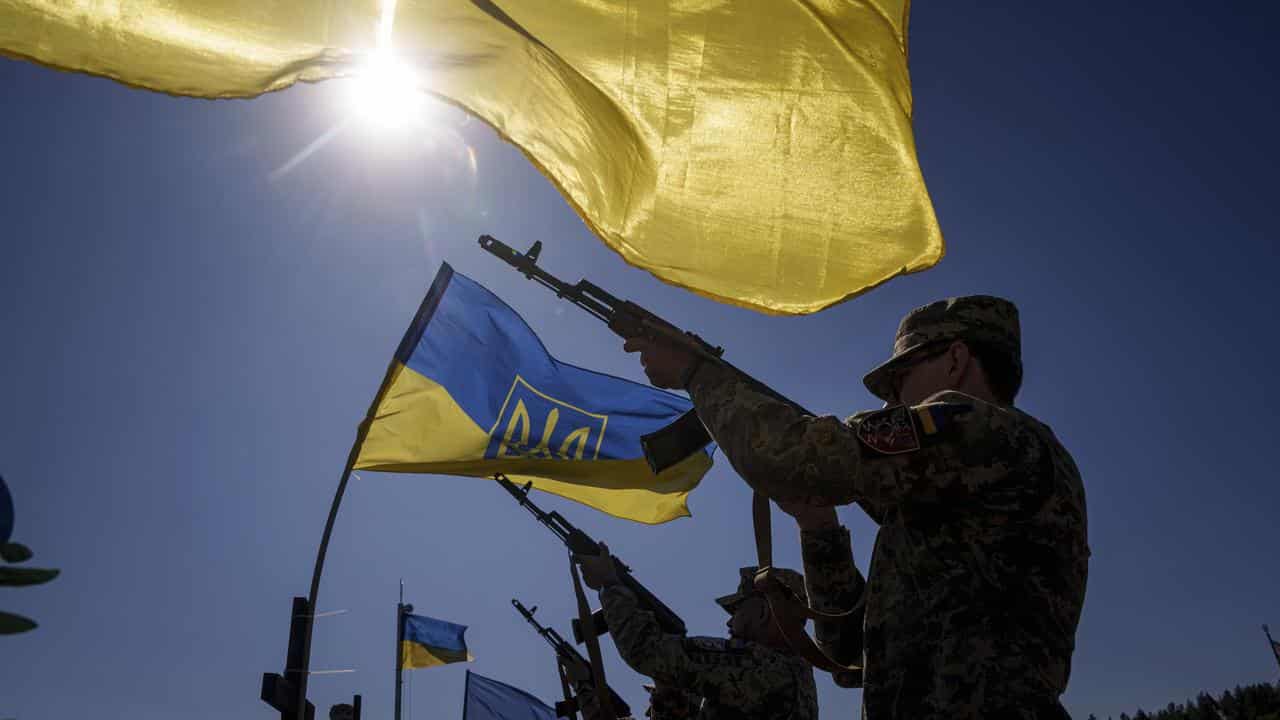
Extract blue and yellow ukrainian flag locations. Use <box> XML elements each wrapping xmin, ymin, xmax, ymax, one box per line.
<box><xmin>401</xmin><ymin>613</ymin><xmax>472</xmax><ymax>669</ymax></box>
<box><xmin>353</xmin><ymin>264</ymin><xmax>713</xmax><ymax>524</ymax></box>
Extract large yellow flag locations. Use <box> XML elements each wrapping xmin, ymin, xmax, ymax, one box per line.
<box><xmin>1</xmin><ymin>1</ymin><xmax>941</xmax><ymax>314</ymax></box>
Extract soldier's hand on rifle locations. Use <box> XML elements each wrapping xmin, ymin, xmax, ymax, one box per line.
<box><xmin>776</xmin><ymin>499</ymin><xmax>840</xmax><ymax>531</ymax></box>
<box><xmin>575</xmin><ymin>542</ymin><xmax>621</xmax><ymax>590</ymax></box>
<box><xmin>623</xmin><ymin>336</ymin><xmax>698</xmax><ymax>389</ymax></box>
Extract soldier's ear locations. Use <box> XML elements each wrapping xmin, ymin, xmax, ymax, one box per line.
<box><xmin>756</xmin><ymin>597</ymin><xmax>772</xmax><ymax>624</ymax></box>
<box><xmin>947</xmin><ymin>341</ymin><xmax>972</xmax><ymax>378</ymax></box>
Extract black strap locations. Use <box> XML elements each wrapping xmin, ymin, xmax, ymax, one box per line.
<box><xmin>570</xmin><ymin>557</ymin><xmax>617</xmax><ymax>720</ymax></box>
<box><xmin>751</xmin><ymin>493</ymin><xmax>863</xmax><ymax>675</ymax></box>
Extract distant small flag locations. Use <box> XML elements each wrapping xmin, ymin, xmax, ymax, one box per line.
<box><xmin>462</xmin><ymin>670</ymin><xmax>556</xmax><ymax>720</ymax></box>
<box><xmin>401</xmin><ymin>613</ymin><xmax>472</xmax><ymax>669</ymax></box>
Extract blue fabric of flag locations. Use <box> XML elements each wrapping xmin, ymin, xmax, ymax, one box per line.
<box><xmin>352</xmin><ymin>263</ymin><xmax>713</xmax><ymax>524</ymax></box>
<box><xmin>404</xmin><ymin>613</ymin><xmax>468</xmax><ymax>653</ymax></box>
<box><xmin>463</xmin><ymin>670</ymin><xmax>556</xmax><ymax>720</ymax></box>
<box><xmin>398</xmin><ymin>265</ymin><xmax>695</xmax><ymax>460</ymax></box>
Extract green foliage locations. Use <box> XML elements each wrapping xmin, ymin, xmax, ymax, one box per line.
<box><xmin>0</xmin><ymin>542</ymin><xmax>32</xmax><ymax>563</ymax></box>
<box><xmin>2</xmin><ymin>538</ymin><xmax>60</xmax><ymax>635</ymax></box>
<box><xmin>0</xmin><ymin>610</ymin><xmax>37</xmax><ymax>634</ymax></box>
<box><xmin>0</xmin><ymin>566</ymin><xmax>59</xmax><ymax>586</ymax></box>
<box><xmin>0</xmin><ymin>478</ymin><xmax>60</xmax><ymax>635</ymax></box>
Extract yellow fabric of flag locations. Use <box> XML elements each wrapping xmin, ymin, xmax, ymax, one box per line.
<box><xmin>1</xmin><ymin>0</ymin><xmax>941</xmax><ymax>314</ymax></box>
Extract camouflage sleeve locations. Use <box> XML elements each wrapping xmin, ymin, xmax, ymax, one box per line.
<box><xmin>799</xmin><ymin>525</ymin><xmax>865</xmax><ymax>667</ymax></box>
<box><xmin>599</xmin><ymin>585</ymin><xmax>791</xmax><ymax>709</ymax></box>
<box><xmin>687</xmin><ymin>365</ymin><xmax>1047</xmax><ymax>516</ymax></box>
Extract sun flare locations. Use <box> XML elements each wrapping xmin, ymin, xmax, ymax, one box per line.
<box><xmin>349</xmin><ymin>51</ymin><xmax>424</xmax><ymax>130</ymax></box>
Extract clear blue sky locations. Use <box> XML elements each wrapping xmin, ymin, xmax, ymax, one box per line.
<box><xmin>2</xmin><ymin>3</ymin><xmax>1278</xmax><ymax>719</ymax></box>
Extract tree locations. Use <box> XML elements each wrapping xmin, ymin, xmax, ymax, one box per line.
<box><xmin>1107</xmin><ymin>682</ymin><xmax>1280</xmax><ymax>720</ymax></box>
<box><xmin>0</xmin><ymin>474</ymin><xmax>60</xmax><ymax>634</ymax></box>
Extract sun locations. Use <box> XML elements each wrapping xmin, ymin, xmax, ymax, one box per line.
<box><xmin>348</xmin><ymin>51</ymin><xmax>425</xmax><ymax>130</ymax></box>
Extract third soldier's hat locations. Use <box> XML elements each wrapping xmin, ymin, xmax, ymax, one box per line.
<box><xmin>715</xmin><ymin>566</ymin><xmax>804</xmax><ymax>614</ymax></box>
<box><xmin>862</xmin><ymin>295</ymin><xmax>1021</xmax><ymax>404</ymax></box>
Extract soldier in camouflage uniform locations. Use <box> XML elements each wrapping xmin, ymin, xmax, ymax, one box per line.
<box><xmin>576</xmin><ymin>545</ymin><xmax>818</xmax><ymax>720</ymax></box>
<box><xmin>626</xmin><ymin>295</ymin><xmax>1090</xmax><ymax>719</ymax></box>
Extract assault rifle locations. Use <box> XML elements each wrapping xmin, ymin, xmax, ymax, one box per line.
<box><xmin>512</xmin><ymin>598</ymin><xmax>631</xmax><ymax>719</ymax></box>
<box><xmin>496</xmin><ymin>474</ymin><xmax>686</xmax><ymax>642</ymax></box>
<box><xmin>478</xmin><ymin>234</ymin><xmax>811</xmax><ymax>473</ymax></box>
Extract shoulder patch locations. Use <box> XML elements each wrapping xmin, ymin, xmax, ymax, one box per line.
<box><xmin>855</xmin><ymin>405</ymin><xmax>920</xmax><ymax>455</ymax></box>
<box><xmin>912</xmin><ymin>402</ymin><xmax>972</xmax><ymax>436</ymax></box>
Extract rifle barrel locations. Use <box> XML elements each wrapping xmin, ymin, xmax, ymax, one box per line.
<box><xmin>477</xmin><ymin>235</ymin><xmax>615</xmax><ymax>323</ymax></box>
<box><xmin>495</xmin><ymin>475</ymin><xmax>579</xmax><ymax>548</ymax></box>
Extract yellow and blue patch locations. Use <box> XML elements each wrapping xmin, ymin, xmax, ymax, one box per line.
<box><xmin>401</xmin><ymin>613</ymin><xmax>472</xmax><ymax>669</ymax></box>
<box><xmin>914</xmin><ymin>404</ymin><xmax>943</xmax><ymax>435</ymax></box>
<box><xmin>353</xmin><ymin>264</ymin><xmax>713</xmax><ymax>524</ymax></box>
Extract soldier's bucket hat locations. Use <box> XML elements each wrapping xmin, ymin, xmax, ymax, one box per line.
<box><xmin>863</xmin><ymin>295</ymin><xmax>1022</xmax><ymax>404</ymax></box>
<box><xmin>715</xmin><ymin>566</ymin><xmax>804</xmax><ymax>614</ymax></box>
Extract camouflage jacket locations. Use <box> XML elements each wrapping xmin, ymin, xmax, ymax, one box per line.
<box><xmin>599</xmin><ymin>585</ymin><xmax>818</xmax><ymax>720</ymax></box>
<box><xmin>687</xmin><ymin>365</ymin><xmax>1089</xmax><ymax>720</ymax></box>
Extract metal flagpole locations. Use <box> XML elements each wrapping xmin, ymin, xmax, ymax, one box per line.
<box><xmin>297</xmin><ymin>457</ymin><xmax>360</xmax><ymax>720</ymax></box>
<box><xmin>296</xmin><ymin>344</ymin><xmax>417</xmax><ymax>720</ymax></box>
<box><xmin>397</xmin><ymin>580</ymin><xmax>411</xmax><ymax>720</ymax></box>
<box><xmin>293</xmin><ymin>275</ymin><xmax>448</xmax><ymax>720</ymax></box>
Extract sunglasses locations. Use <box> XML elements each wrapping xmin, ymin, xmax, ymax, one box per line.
<box><xmin>887</xmin><ymin>343</ymin><xmax>952</xmax><ymax>402</ymax></box>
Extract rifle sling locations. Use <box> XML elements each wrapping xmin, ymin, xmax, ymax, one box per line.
<box><xmin>751</xmin><ymin>493</ymin><xmax>863</xmax><ymax>675</ymax></box>
<box><xmin>752</xmin><ymin>491</ymin><xmax>773</xmax><ymax>568</ymax></box>
<box><xmin>570</xmin><ymin>557</ymin><xmax>617</xmax><ymax>720</ymax></box>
